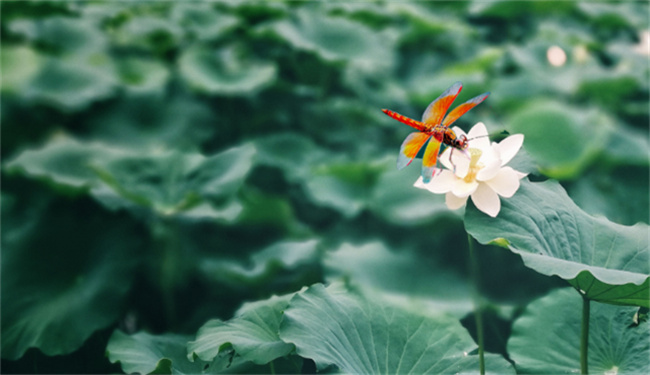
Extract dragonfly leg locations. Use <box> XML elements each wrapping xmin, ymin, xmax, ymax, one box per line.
<box><xmin>449</xmin><ymin>148</ymin><xmax>457</xmax><ymax>173</ymax></box>
<box><xmin>449</xmin><ymin>148</ymin><xmax>471</xmax><ymax>174</ymax></box>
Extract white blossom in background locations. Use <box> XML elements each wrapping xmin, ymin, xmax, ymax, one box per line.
<box><xmin>547</xmin><ymin>45</ymin><xmax>567</xmax><ymax>66</ymax></box>
<box><xmin>633</xmin><ymin>30</ymin><xmax>650</xmax><ymax>55</ymax></box>
<box><xmin>414</xmin><ymin>122</ymin><xmax>527</xmax><ymax>218</ymax></box>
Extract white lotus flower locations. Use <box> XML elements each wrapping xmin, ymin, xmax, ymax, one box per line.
<box><xmin>414</xmin><ymin>122</ymin><xmax>527</xmax><ymax>217</ymax></box>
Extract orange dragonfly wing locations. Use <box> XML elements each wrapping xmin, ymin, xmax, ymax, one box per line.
<box><xmin>397</xmin><ymin>132</ymin><xmax>430</xmax><ymax>170</ymax></box>
<box><xmin>420</xmin><ymin>82</ymin><xmax>463</xmax><ymax>126</ymax></box>
<box><xmin>421</xmin><ymin>137</ymin><xmax>442</xmax><ymax>183</ymax></box>
<box><xmin>382</xmin><ymin>109</ymin><xmax>426</xmax><ymax>132</ymax></box>
<box><xmin>442</xmin><ymin>92</ymin><xmax>490</xmax><ymax>128</ymax></box>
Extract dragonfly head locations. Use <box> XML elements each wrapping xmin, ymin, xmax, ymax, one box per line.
<box><xmin>455</xmin><ymin>134</ymin><xmax>469</xmax><ymax>150</ymax></box>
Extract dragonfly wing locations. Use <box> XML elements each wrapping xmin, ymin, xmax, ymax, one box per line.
<box><xmin>421</xmin><ymin>82</ymin><xmax>463</xmax><ymax>126</ymax></box>
<box><xmin>421</xmin><ymin>137</ymin><xmax>442</xmax><ymax>183</ymax></box>
<box><xmin>442</xmin><ymin>92</ymin><xmax>490</xmax><ymax>128</ymax></box>
<box><xmin>398</xmin><ymin>132</ymin><xmax>430</xmax><ymax>170</ymax></box>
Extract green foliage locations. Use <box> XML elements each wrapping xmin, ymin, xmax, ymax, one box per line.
<box><xmin>466</xmin><ymin>180</ymin><xmax>649</xmax><ymax>307</ymax></box>
<box><xmin>107</xmin><ymin>332</ymin><xmax>210</xmax><ymax>375</ymax></box>
<box><xmin>324</xmin><ymin>241</ymin><xmax>474</xmax><ymax>317</ymax></box>
<box><xmin>2</xmin><ymin>192</ymin><xmax>142</xmax><ymax>360</ymax></box>
<box><xmin>279</xmin><ymin>284</ymin><xmax>515</xmax><ymax>374</ymax></box>
<box><xmin>179</xmin><ymin>45</ymin><xmax>277</xmax><ymax>95</ymax></box>
<box><xmin>508</xmin><ymin>288</ymin><xmax>650</xmax><ymax>374</ymax></box>
<box><xmin>109</xmin><ymin>330</ymin><xmax>302</xmax><ymax>375</ymax></box>
<box><xmin>2</xmin><ymin>1</ymin><xmax>648</xmax><ymax>374</ymax></box>
<box><xmin>508</xmin><ymin>101</ymin><xmax>613</xmax><ymax>179</ymax></box>
<box><xmin>5</xmin><ymin>136</ymin><xmax>255</xmax><ymax>217</ymax></box>
<box><xmin>188</xmin><ymin>293</ymin><xmax>295</xmax><ymax>365</ymax></box>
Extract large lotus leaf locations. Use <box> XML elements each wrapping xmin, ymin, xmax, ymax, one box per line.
<box><xmin>508</xmin><ymin>101</ymin><xmax>613</xmax><ymax>179</ymax></box>
<box><xmin>534</xmin><ymin>20</ymin><xmax>596</xmax><ymax>49</ymax></box>
<box><xmin>115</xmin><ymin>57</ymin><xmax>170</xmax><ymax>93</ymax></box>
<box><xmin>407</xmin><ymin>69</ymin><xmax>485</xmax><ymax>111</ymax></box>
<box><xmin>231</xmin><ymin>188</ymin><xmax>302</xmax><ymax>230</ymax></box>
<box><xmin>24</xmin><ymin>57</ymin><xmax>117</xmax><ymax>111</ymax></box>
<box><xmin>324</xmin><ymin>2</ymin><xmax>396</xmax><ymax>25</ymax></box>
<box><xmin>389</xmin><ymin>3</ymin><xmax>473</xmax><ymax>38</ymax></box>
<box><xmin>108</xmin><ymin>331</ymin><xmax>201</xmax><ymax>375</ymax></box>
<box><xmin>443</xmin><ymin>47</ymin><xmax>504</xmax><ymax>77</ymax></box>
<box><xmin>199</xmin><ymin>240</ymin><xmax>320</xmax><ymax>288</ymax></box>
<box><xmin>1</xmin><ymin>45</ymin><xmax>43</xmax><ymax>93</ymax></box>
<box><xmin>179</xmin><ymin>45</ymin><xmax>276</xmax><ymax>95</ymax></box>
<box><xmin>188</xmin><ymin>292</ymin><xmax>296</xmax><ymax>365</ymax></box>
<box><xmin>112</xmin><ymin>16</ymin><xmax>183</xmax><ymax>54</ymax></box>
<box><xmin>296</xmin><ymin>96</ymin><xmax>389</xmax><ymax>147</ymax></box>
<box><xmin>465</xmin><ymin>179</ymin><xmax>649</xmax><ymax>307</ymax></box>
<box><xmin>303</xmin><ymin>158</ymin><xmax>387</xmax><ymax>218</ymax></box>
<box><xmin>78</xmin><ymin>2</ymin><xmax>128</xmax><ymax>22</ymax></box>
<box><xmin>568</xmin><ymin>166</ymin><xmax>649</xmax><ymax>226</ymax></box>
<box><xmin>7</xmin><ymin>16</ymin><xmax>106</xmax><ymax>55</ymax></box>
<box><xmin>600</xmin><ymin>123</ymin><xmax>650</xmax><ymax>166</ymax></box>
<box><xmin>253</xmin><ymin>133</ymin><xmax>327</xmax><ymax>183</ymax></box>
<box><xmin>173</xmin><ymin>200</ymin><xmax>243</xmax><ymax>223</ymax></box>
<box><xmin>578</xmin><ymin>2</ymin><xmax>649</xmax><ymax>31</ymax></box>
<box><xmin>4</xmin><ymin>135</ymin><xmax>117</xmax><ymax>191</ymax></box>
<box><xmin>577</xmin><ymin>75</ymin><xmax>641</xmax><ymax>113</ymax></box>
<box><xmin>368</xmin><ymin>163</ymin><xmax>458</xmax><ymax>225</ymax></box>
<box><xmin>108</xmin><ymin>330</ymin><xmax>301</xmax><ymax>375</ymax></box>
<box><xmin>279</xmin><ymin>284</ymin><xmax>515</xmax><ymax>374</ymax></box>
<box><xmin>5</xmin><ymin>136</ymin><xmax>255</xmax><ymax>216</ymax></box>
<box><xmin>469</xmin><ymin>1</ymin><xmax>576</xmax><ymax>19</ymax></box>
<box><xmin>343</xmin><ymin>65</ymin><xmax>409</xmax><ymax>108</ymax></box>
<box><xmin>171</xmin><ymin>4</ymin><xmax>239</xmax><ymax>41</ymax></box>
<box><xmin>87</xmin><ymin>95</ymin><xmax>215</xmax><ymax>149</ymax></box>
<box><xmin>258</xmin><ymin>8</ymin><xmax>394</xmax><ymax>70</ymax></box>
<box><xmin>92</xmin><ymin>144</ymin><xmax>256</xmax><ymax>214</ymax></box>
<box><xmin>1</xmin><ymin>197</ymin><xmax>141</xmax><ymax>359</ymax></box>
<box><xmin>107</xmin><ymin>331</ymin><xmax>220</xmax><ymax>375</ymax></box>
<box><xmin>220</xmin><ymin>0</ymin><xmax>288</xmax><ymax>16</ymax></box>
<box><xmin>491</xmin><ymin>42</ymin><xmax>619</xmax><ymax>103</ymax></box>
<box><xmin>489</xmin><ymin>46</ymin><xmax>602</xmax><ymax>109</ymax></box>
<box><xmin>508</xmin><ymin>287</ymin><xmax>649</xmax><ymax>374</ymax></box>
<box><xmin>505</xmin><ymin>23</ymin><xmax>592</xmax><ymax>69</ymax></box>
<box><xmin>488</xmin><ymin>75</ymin><xmax>553</xmax><ymax>110</ymax></box>
<box><xmin>496</xmin><ymin>17</ymin><xmax>647</xmax><ymax>105</ymax></box>
<box><xmin>605</xmin><ymin>39</ymin><xmax>650</xmax><ymax>93</ymax></box>
<box><xmin>324</xmin><ymin>242</ymin><xmax>473</xmax><ymax>317</ymax></box>
<box><xmin>400</xmin><ymin>62</ymin><xmax>489</xmax><ymax>114</ymax></box>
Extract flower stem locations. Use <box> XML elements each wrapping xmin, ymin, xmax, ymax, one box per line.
<box><xmin>467</xmin><ymin>234</ymin><xmax>485</xmax><ymax>375</ymax></box>
<box><xmin>580</xmin><ymin>294</ymin><xmax>590</xmax><ymax>375</ymax></box>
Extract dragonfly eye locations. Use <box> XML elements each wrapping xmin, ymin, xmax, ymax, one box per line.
<box><xmin>458</xmin><ymin>135</ymin><xmax>469</xmax><ymax>149</ymax></box>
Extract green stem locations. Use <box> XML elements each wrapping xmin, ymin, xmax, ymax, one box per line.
<box><xmin>476</xmin><ymin>302</ymin><xmax>485</xmax><ymax>375</ymax></box>
<box><xmin>151</xmin><ymin>218</ymin><xmax>182</xmax><ymax>328</ymax></box>
<box><xmin>467</xmin><ymin>234</ymin><xmax>485</xmax><ymax>375</ymax></box>
<box><xmin>580</xmin><ymin>295</ymin><xmax>590</xmax><ymax>375</ymax></box>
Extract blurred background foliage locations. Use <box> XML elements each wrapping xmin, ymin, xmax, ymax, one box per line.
<box><xmin>1</xmin><ymin>1</ymin><xmax>648</xmax><ymax>373</ymax></box>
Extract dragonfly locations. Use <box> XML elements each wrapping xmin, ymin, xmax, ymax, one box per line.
<box><xmin>382</xmin><ymin>82</ymin><xmax>489</xmax><ymax>183</ymax></box>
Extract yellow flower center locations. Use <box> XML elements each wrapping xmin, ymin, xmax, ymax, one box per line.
<box><xmin>463</xmin><ymin>148</ymin><xmax>483</xmax><ymax>183</ymax></box>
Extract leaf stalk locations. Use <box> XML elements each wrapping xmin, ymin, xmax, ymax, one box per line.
<box><xmin>580</xmin><ymin>294</ymin><xmax>590</xmax><ymax>374</ymax></box>
<box><xmin>467</xmin><ymin>234</ymin><xmax>485</xmax><ymax>375</ymax></box>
